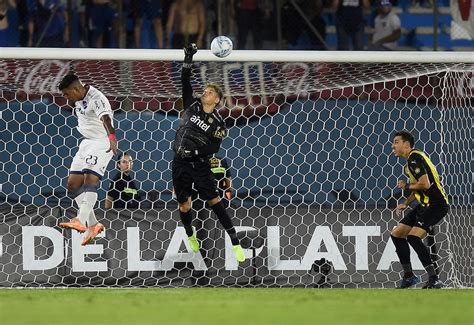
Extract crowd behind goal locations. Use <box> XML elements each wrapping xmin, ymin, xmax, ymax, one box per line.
<box><xmin>0</xmin><ymin>0</ymin><xmax>472</xmax><ymax>51</ymax></box>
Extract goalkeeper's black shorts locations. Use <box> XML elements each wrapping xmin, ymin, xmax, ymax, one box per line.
<box><xmin>172</xmin><ymin>157</ymin><xmax>219</xmax><ymax>203</ymax></box>
<box><xmin>400</xmin><ymin>203</ymin><xmax>449</xmax><ymax>232</ymax></box>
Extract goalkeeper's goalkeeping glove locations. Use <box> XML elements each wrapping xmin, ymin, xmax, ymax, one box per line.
<box><xmin>184</xmin><ymin>43</ymin><xmax>198</xmax><ymax>67</ymax></box>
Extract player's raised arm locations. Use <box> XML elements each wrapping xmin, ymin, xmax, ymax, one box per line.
<box><xmin>181</xmin><ymin>43</ymin><xmax>197</xmax><ymax>109</ymax></box>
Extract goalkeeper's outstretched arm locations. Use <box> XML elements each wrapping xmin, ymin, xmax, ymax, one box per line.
<box><xmin>181</xmin><ymin>43</ymin><xmax>197</xmax><ymax>109</ymax></box>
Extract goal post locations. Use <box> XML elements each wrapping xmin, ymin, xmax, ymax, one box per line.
<box><xmin>0</xmin><ymin>49</ymin><xmax>472</xmax><ymax>288</ymax></box>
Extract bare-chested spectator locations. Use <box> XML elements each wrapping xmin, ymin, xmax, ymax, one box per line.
<box><xmin>166</xmin><ymin>0</ymin><xmax>205</xmax><ymax>48</ymax></box>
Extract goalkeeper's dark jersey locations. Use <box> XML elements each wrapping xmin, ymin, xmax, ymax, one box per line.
<box><xmin>172</xmin><ymin>64</ymin><xmax>226</xmax><ymax>160</ymax></box>
<box><xmin>404</xmin><ymin>149</ymin><xmax>449</xmax><ymax>207</ymax></box>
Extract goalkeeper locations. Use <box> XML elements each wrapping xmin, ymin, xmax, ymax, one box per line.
<box><xmin>391</xmin><ymin>131</ymin><xmax>449</xmax><ymax>289</ymax></box>
<box><xmin>171</xmin><ymin>43</ymin><xmax>245</xmax><ymax>263</ymax></box>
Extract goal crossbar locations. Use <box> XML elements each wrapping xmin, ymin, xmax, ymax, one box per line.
<box><xmin>1</xmin><ymin>48</ymin><xmax>473</xmax><ymax>63</ymax></box>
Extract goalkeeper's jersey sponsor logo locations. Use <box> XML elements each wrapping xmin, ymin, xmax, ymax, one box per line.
<box><xmin>190</xmin><ymin>115</ymin><xmax>210</xmax><ymax>131</ymax></box>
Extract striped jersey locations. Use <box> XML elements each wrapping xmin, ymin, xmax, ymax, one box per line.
<box><xmin>404</xmin><ymin>149</ymin><xmax>449</xmax><ymax>207</ymax></box>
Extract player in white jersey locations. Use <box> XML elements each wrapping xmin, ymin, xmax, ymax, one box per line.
<box><xmin>57</xmin><ymin>73</ymin><xmax>118</xmax><ymax>246</ymax></box>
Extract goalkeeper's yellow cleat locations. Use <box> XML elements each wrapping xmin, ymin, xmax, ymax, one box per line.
<box><xmin>233</xmin><ymin>244</ymin><xmax>246</xmax><ymax>263</ymax></box>
<box><xmin>187</xmin><ymin>226</ymin><xmax>200</xmax><ymax>253</ymax></box>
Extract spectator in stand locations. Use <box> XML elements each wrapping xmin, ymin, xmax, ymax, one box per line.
<box><xmin>307</xmin><ymin>0</ymin><xmax>327</xmax><ymax>50</ymax></box>
<box><xmin>0</xmin><ymin>0</ymin><xmax>15</xmax><ymax>46</ymax></box>
<box><xmin>105</xmin><ymin>152</ymin><xmax>143</xmax><ymax>210</ymax></box>
<box><xmin>89</xmin><ymin>0</ymin><xmax>117</xmax><ymax>48</ymax></box>
<box><xmin>281</xmin><ymin>0</ymin><xmax>326</xmax><ymax>50</ymax></box>
<box><xmin>130</xmin><ymin>0</ymin><xmax>164</xmax><ymax>48</ymax></box>
<box><xmin>370</xmin><ymin>0</ymin><xmax>401</xmax><ymax>50</ymax></box>
<box><xmin>27</xmin><ymin>0</ymin><xmax>69</xmax><ymax>47</ymax></box>
<box><xmin>332</xmin><ymin>0</ymin><xmax>370</xmax><ymax>50</ymax></box>
<box><xmin>230</xmin><ymin>0</ymin><xmax>261</xmax><ymax>50</ymax></box>
<box><xmin>71</xmin><ymin>0</ymin><xmax>89</xmax><ymax>47</ymax></box>
<box><xmin>16</xmin><ymin>0</ymin><xmax>29</xmax><ymax>46</ymax></box>
<box><xmin>257</xmin><ymin>0</ymin><xmax>278</xmax><ymax>49</ymax></box>
<box><xmin>166</xmin><ymin>0</ymin><xmax>205</xmax><ymax>48</ymax></box>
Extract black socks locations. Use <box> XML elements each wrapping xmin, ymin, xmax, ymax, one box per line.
<box><xmin>391</xmin><ymin>235</ymin><xmax>413</xmax><ymax>277</ymax></box>
<box><xmin>180</xmin><ymin>201</ymin><xmax>240</xmax><ymax>245</ymax></box>
<box><xmin>211</xmin><ymin>202</ymin><xmax>239</xmax><ymax>245</ymax></box>
<box><xmin>407</xmin><ymin>235</ymin><xmax>436</xmax><ymax>277</ymax></box>
<box><xmin>179</xmin><ymin>210</ymin><xmax>193</xmax><ymax>237</ymax></box>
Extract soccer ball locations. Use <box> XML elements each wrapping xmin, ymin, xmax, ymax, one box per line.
<box><xmin>210</xmin><ymin>36</ymin><xmax>233</xmax><ymax>58</ymax></box>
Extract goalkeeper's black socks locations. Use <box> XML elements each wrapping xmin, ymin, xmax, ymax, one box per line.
<box><xmin>407</xmin><ymin>235</ymin><xmax>434</xmax><ymax>268</ymax></box>
<box><xmin>226</xmin><ymin>228</ymin><xmax>239</xmax><ymax>246</ymax></box>
<box><xmin>211</xmin><ymin>201</ymin><xmax>239</xmax><ymax>245</ymax></box>
<box><xmin>179</xmin><ymin>210</ymin><xmax>193</xmax><ymax>237</ymax></box>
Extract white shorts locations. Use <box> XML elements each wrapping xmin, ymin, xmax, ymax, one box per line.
<box><xmin>70</xmin><ymin>138</ymin><xmax>114</xmax><ymax>179</ymax></box>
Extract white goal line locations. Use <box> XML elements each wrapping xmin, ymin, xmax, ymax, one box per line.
<box><xmin>0</xmin><ymin>48</ymin><xmax>473</xmax><ymax>63</ymax></box>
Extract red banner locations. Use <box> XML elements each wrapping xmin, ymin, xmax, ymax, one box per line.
<box><xmin>458</xmin><ymin>0</ymin><xmax>472</xmax><ymax>21</ymax></box>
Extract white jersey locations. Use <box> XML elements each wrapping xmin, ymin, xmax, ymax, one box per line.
<box><xmin>74</xmin><ymin>85</ymin><xmax>113</xmax><ymax>139</ymax></box>
<box><xmin>373</xmin><ymin>12</ymin><xmax>401</xmax><ymax>50</ymax></box>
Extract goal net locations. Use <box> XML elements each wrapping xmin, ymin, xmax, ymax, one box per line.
<box><xmin>0</xmin><ymin>49</ymin><xmax>472</xmax><ymax>288</ymax></box>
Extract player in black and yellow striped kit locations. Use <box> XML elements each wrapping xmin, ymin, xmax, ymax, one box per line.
<box><xmin>391</xmin><ymin>131</ymin><xmax>449</xmax><ymax>289</ymax></box>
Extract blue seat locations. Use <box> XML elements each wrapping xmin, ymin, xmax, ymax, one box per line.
<box><xmin>400</xmin><ymin>13</ymin><xmax>452</xmax><ymax>29</ymax></box>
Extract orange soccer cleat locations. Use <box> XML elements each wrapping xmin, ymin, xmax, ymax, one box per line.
<box><xmin>81</xmin><ymin>223</ymin><xmax>104</xmax><ymax>246</ymax></box>
<box><xmin>59</xmin><ymin>217</ymin><xmax>87</xmax><ymax>233</ymax></box>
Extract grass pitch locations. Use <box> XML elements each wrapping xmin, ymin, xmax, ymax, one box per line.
<box><xmin>0</xmin><ymin>288</ymin><xmax>472</xmax><ymax>325</ymax></box>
